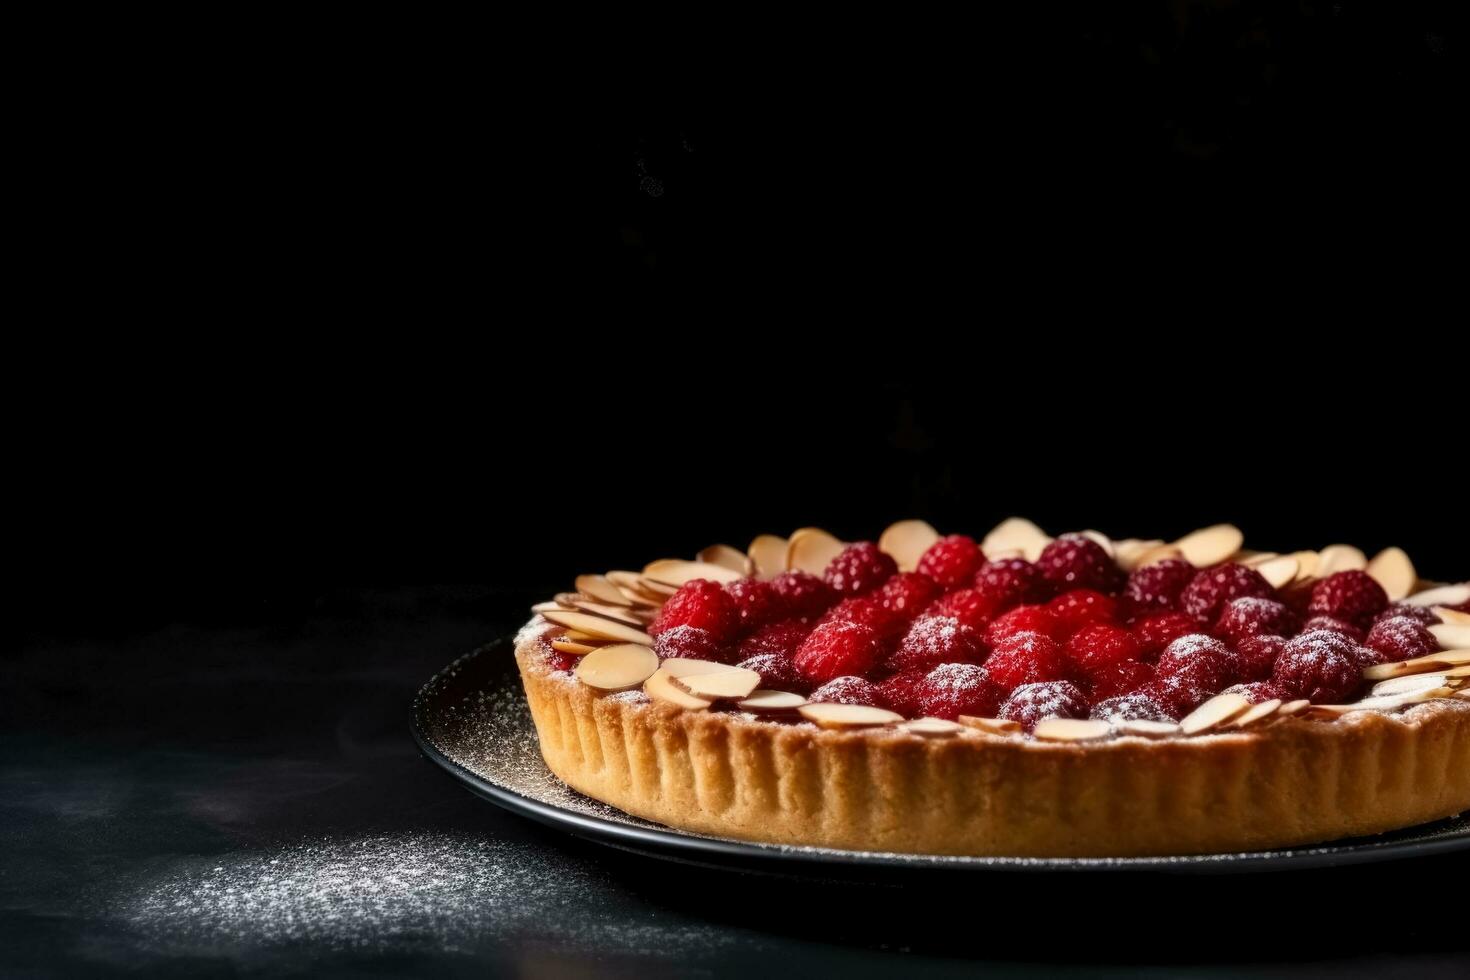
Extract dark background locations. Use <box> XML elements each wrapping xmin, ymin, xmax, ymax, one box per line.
<box><xmin>7</xmin><ymin>3</ymin><xmax>1466</xmax><ymax>976</ymax></box>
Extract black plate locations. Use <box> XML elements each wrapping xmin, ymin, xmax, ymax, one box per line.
<box><xmin>412</xmin><ymin>639</ymin><xmax>1470</xmax><ymax>875</ymax></box>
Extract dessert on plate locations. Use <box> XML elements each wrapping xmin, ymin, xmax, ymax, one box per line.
<box><xmin>513</xmin><ymin>520</ymin><xmax>1470</xmax><ymax>856</ymax></box>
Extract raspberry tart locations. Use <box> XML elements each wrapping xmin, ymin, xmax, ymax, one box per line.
<box><xmin>514</xmin><ymin>521</ymin><xmax>1470</xmax><ymax>857</ymax></box>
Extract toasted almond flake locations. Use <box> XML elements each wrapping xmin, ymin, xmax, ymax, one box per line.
<box><xmin>1351</xmin><ymin>687</ymin><xmax>1456</xmax><ymax>712</ymax></box>
<box><xmin>981</xmin><ymin>517</ymin><xmax>1052</xmax><ymax>561</ymax></box>
<box><xmin>637</xmin><ymin>578</ymin><xmax>679</xmax><ymax>597</ymax></box>
<box><xmin>673</xmin><ymin>668</ymin><xmax>762</xmax><ymax>700</ymax></box>
<box><xmin>898</xmin><ymin>717</ymin><xmax>963</xmax><ymax>737</ymax></box>
<box><xmin>1034</xmin><ymin>718</ymin><xmax>1111</xmax><ymax>742</ymax></box>
<box><xmin>1276</xmin><ymin>699</ymin><xmax>1310</xmax><ymax>717</ymax></box>
<box><xmin>1429</xmin><ymin>624</ymin><xmax>1470</xmax><ymax>649</ymax></box>
<box><xmin>606</xmin><ymin>570</ymin><xmax>645</xmax><ymax>591</ymax></box>
<box><xmin>1077</xmin><ymin>530</ymin><xmax>1115</xmax><ymax>558</ymax></box>
<box><xmin>541</xmin><ymin>610</ymin><xmax>652</xmax><ymax>645</ymax></box>
<box><xmin>1237</xmin><ymin>551</ymin><xmax>1278</xmax><ymax>566</ymax></box>
<box><xmin>1134</xmin><ymin>544</ymin><xmax>1185</xmax><ymax>568</ymax></box>
<box><xmin>1180</xmin><ymin>693</ymin><xmax>1252</xmax><ymax>735</ymax></box>
<box><xmin>574</xmin><ymin>643</ymin><xmax>659</xmax><ymax>691</ymax></box>
<box><xmin>642</xmin><ymin>559</ymin><xmax>745</xmax><ymax>588</ymax></box>
<box><xmin>698</xmin><ymin>544</ymin><xmax>754</xmax><ymax>575</ymax></box>
<box><xmin>550</xmin><ymin>638</ymin><xmax>598</xmax><ymax>656</ymax></box>
<box><xmin>1444</xmin><ymin>665</ymin><xmax>1470</xmax><ymax>678</ymax></box>
<box><xmin>621</xmin><ymin>586</ymin><xmax>666</xmax><ymax>607</ymax></box>
<box><xmin>1229</xmin><ymin>699</ymin><xmax>1283</xmax><ymax>729</ymax></box>
<box><xmin>786</xmin><ymin>528</ymin><xmax>846</xmax><ymax>575</ymax></box>
<box><xmin>568</xmin><ymin>600</ymin><xmax>648</xmax><ymax>628</ymax></box>
<box><xmin>1403</xmin><ymin>583</ymin><xmax>1470</xmax><ymax>608</ymax></box>
<box><xmin>1372</xmin><ymin>674</ymin><xmax>1449</xmax><ymax>697</ymax></box>
<box><xmin>1288</xmin><ymin>551</ymin><xmax>1320</xmax><ymax>582</ymax></box>
<box><xmin>643</xmin><ymin>667</ymin><xmax>715</xmax><ymax>709</ymax></box>
<box><xmin>1254</xmin><ymin>555</ymin><xmax>1301</xmax><ymax>590</ymax></box>
<box><xmin>1114</xmin><ymin>719</ymin><xmax>1181</xmax><ymax>737</ymax></box>
<box><xmin>798</xmin><ymin>702</ymin><xmax>903</xmax><ymax>729</ymax></box>
<box><xmin>1173</xmin><ymin>524</ymin><xmax>1243</xmax><ymax>567</ymax></box>
<box><xmin>747</xmin><ymin>535</ymin><xmax>789</xmax><ymax>580</ymax></box>
<box><xmin>1300</xmin><ymin>703</ymin><xmax>1360</xmax><ymax>719</ymax></box>
<box><xmin>531</xmin><ymin>600</ymin><xmax>563</xmax><ymax>614</ymax></box>
<box><xmin>1434</xmin><ymin>607</ymin><xmax>1470</xmax><ymax>626</ymax></box>
<box><xmin>736</xmin><ymin>690</ymin><xmax>808</xmax><ymax>711</ymax></box>
<box><xmin>1364</xmin><ymin>649</ymin><xmax>1470</xmax><ymax>680</ymax></box>
<box><xmin>658</xmin><ymin>658</ymin><xmax>747</xmax><ymax>678</ymax></box>
<box><xmin>1365</xmin><ymin>547</ymin><xmax>1417</xmax><ymax>601</ymax></box>
<box><xmin>561</xmin><ymin>629</ymin><xmax>603</xmax><ymax>643</ymax></box>
<box><xmin>1315</xmin><ymin>544</ymin><xmax>1368</xmax><ymax>578</ymax></box>
<box><xmin>956</xmin><ymin>715</ymin><xmax>1022</xmax><ymax>735</ymax></box>
<box><xmin>575</xmin><ymin>574</ymin><xmax>633</xmax><ymax>607</ymax></box>
<box><xmin>554</xmin><ymin>592</ymin><xmax>588</xmax><ymax>608</ymax></box>
<box><xmin>878</xmin><ymin>520</ymin><xmax>940</xmax><ymax>572</ymax></box>
<box><xmin>1114</xmin><ymin>538</ymin><xmax>1166</xmax><ymax>571</ymax></box>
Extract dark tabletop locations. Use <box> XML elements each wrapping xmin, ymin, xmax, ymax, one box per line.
<box><xmin>6</xmin><ymin>586</ymin><xmax>1467</xmax><ymax>979</ymax></box>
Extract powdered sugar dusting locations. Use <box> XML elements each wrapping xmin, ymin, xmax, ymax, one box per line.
<box><xmin>921</xmin><ymin>661</ymin><xmax>990</xmax><ymax>693</ymax></box>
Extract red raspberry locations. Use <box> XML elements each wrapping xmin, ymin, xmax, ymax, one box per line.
<box><xmin>737</xmin><ymin>619</ymin><xmax>812</xmax><ymax>662</ymax></box>
<box><xmin>809</xmin><ymin>675</ymin><xmax>883</xmax><ymax>707</ymax></box>
<box><xmin>823</xmin><ymin>541</ymin><xmax>897</xmax><ymax>596</ymax></box>
<box><xmin>793</xmin><ymin>620</ymin><xmax>885</xmax><ymax>684</ymax></box>
<box><xmin>543</xmin><ymin>645</ymin><xmax>577</xmax><ymax>673</ymax></box>
<box><xmin>1143</xmin><ymin>678</ymin><xmax>1211</xmax><ymax>718</ymax></box>
<box><xmin>1130</xmin><ymin>611</ymin><xmax>1199</xmax><ymax>661</ymax></box>
<box><xmin>1374</xmin><ymin>603</ymin><xmax>1441</xmax><ymax>627</ymax></box>
<box><xmin>1037</xmin><ymin>534</ymin><xmax>1125</xmax><ymax>594</ymax></box>
<box><xmin>735</xmin><ymin>652</ymin><xmax>810</xmax><ymax>694</ymax></box>
<box><xmin>1066</xmin><ymin>622</ymin><xmax>1141</xmax><ymax>673</ymax></box>
<box><xmin>1234</xmin><ymin>634</ymin><xmax>1286</xmax><ymax>683</ymax></box>
<box><xmin>999</xmin><ymin>680</ymin><xmax>1091</xmax><ymax>732</ymax></box>
<box><xmin>877</xmin><ymin>670</ymin><xmax>929</xmax><ymax>717</ymax></box>
<box><xmin>1300</xmin><ymin>615</ymin><xmax>1364</xmax><ymax>643</ymax></box>
<box><xmin>916</xmin><ymin>534</ymin><xmax>984</xmax><ymax>590</ymax></box>
<box><xmin>769</xmin><ymin>570</ymin><xmax>837</xmax><ymax>620</ymax></box>
<box><xmin>915</xmin><ymin>663</ymin><xmax>1006</xmax><ymax>720</ymax></box>
<box><xmin>1221</xmin><ymin>681</ymin><xmax>1287</xmax><ymax>704</ymax></box>
<box><xmin>1363</xmin><ymin>616</ymin><xmax>1438</xmax><ymax>664</ymax></box>
<box><xmin>1047</xmin><ymin>589</ymin><xmax>1119</xmax><ymax>638</ymax></box>
<box><xmin>650</xmin><ymin>579</ymin><xmax>739</xmax><ymax>642</ymax></box>
<box><xmin>1180</xmin><ymin>563</ymin><xmax>1274</xmax><ymax>627</ymax></box>
<box><xmin>652</xmin><ymin>624</ymin><xmax>733</xmax><ymax>663</ymax></box>
<box><xmin>820</xmin><ymin>596</ymin><xmax>906</xmax><ymax>641</ymax></box>
<box><xmin>1272</xmin><ymin>630</ymin><xmax>1364</xmax><ymax>702</ymax></box>
<box><xmin>1085</xmin><ymin>658</ymin><xmax>1156</xmax><ymax>701</ymax></box>
<box><xmin>1123</xmin><ymin>558</ymin><xmax>1196</xmax><ymax>614</ymax></box>
<box><xmin>985</xmin><ymin>604</ymin><xmax>1066</xmax><ymax>645</ymax></box>
<box><xmin>974</xmin><ymin>557</ymin><xmax>1048</xmax><ymax>610</ymax></box>
<box><xmin>885</xmin><ymin>614</ymin><xmax>986</xmax><ymax>674</ymax></box>
<box><xmin>1308</xmin><ymin>571</ymin><xmax>1389</xmax><ymax>630</ymax></box>
<box><xmin>1156</xmin><ymin>634</ymin><xmax>1237</xmax><ymax>697</ymax></box>
<box><xmin>985</xmin><ymin>631</ymin><xmax>1073</xmax><ymax>692</ymax></box>
<box><xmin>723</xmin><ymin>578</ymin><xmax>778</xmax><ymax>633</ymax></box>
<box><xmin>1091</xmin><ymin>691</ymin><xmax>1174</xmax><ymax>723</ymax></box>
<box><xmin>878</xmin><ymin>572</ymin><xmax>943</xmax><ymax>623</ymax></box>
<box><xmin>1214</xmin><ymin>597</ymin><xmax>1299</xmax><ymax>645</ymax></box>
<box><xmin>926</xmin><ymin>588</ymin><xmax>1006</xmax><ymax>632</ymax></box>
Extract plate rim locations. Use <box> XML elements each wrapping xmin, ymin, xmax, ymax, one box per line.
<box><xmin>411</xmin><ymin>641</ymin><xmax>1470</xmax><ymax>874</ymax></box>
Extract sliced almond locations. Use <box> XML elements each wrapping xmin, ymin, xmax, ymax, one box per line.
<box><xmin>575</xmin><ymin>574</ymin><xmax>634</xmax><ymax>607</ymax></box>
<box><xmin>1173</xmin><ymin>524</ymin><xmax>1243</xmax><ymax>567</ymax></box>
<box><xmin>636</xmin><ymin>578</ymin><xmax>679</xmax><ymax>597</ymax></box>
<box><xmin>561</xmin><ymin>629</ymin><xmax>603</xmax><ymax>643</ymax></box>
<box><xmin>736</xmin><ymin>690</ymin><xmax>808</xmax><ymax>712</ymax></box>
<box><xmin>1276</xmin><ymin>699</ymin><xmax>1310</xmax><ymax>718</ymax></box>
<box><xmin>898</xmin><ymin>717</ymin><xmax>964</xmax><ymax>737</ymax></box>
<box><xmin>606</xmin><ymin>570</ymin><xmax>645</xmax><ymax>591</ymax></box>
<box><xmin>1114</xmin><ymin>538</ymin><xmax>1166</xmax><ymax>571</ymax></box>
<box><xmin>1034</xmin><ymin>718</ymin><xmax>1111</xmax><ymax>742</ymax></box>
<box><xmin>984</xmin><ymin>548</ymin><xmax>1025</xmax><ymax>560</ymax></box>
<box><xmin>672</xmin><ymin>667</ymin><xmax>762</xmax><ymax>701</ymax></box>
<box><xmin>1364</xmin><ymin>649</ymin><xmax>1470</xmax><ymax>681</ymax></box>
<box><xmin>1289</xmin><ymin>551</ymin><xmax>1320</xmax><ymax>583</ymax></box>
<box><xmin>878</xmin><ymin>519</ymin><xmax>940</xmax><ymax>572</ymax></box>
<box><xmin>642</xmin><ymin>559</ymin><xmax>745</xmax><ymax>588</ymax></box>
<box><xmin>1133</xmin><ymin>543</ymin><xmax>1185</xmax><ymax>568</ymax></box>
<box><xmin>956</xmin><ymin>715</ymin><xmax>1023</xmax><ymax>736</ymax></box>
<box><xmin>698</xmin><ymin>544</ymin><xmax>753</xmax><ymax>576</ymax></box>
<box><xmin>554</xmin><ymin>592</ymin><xmax>588</xmax><ymax>608</ymax></box>
<box><xmin>1236</xmin><ymin>551</ymin><xmax>1277</xmax><ymax>566</ymax></box>
<box><xmin>747</xmin><ymin>535</ymin><xmax>789</xmax><ymax>580</ymax></box>
<box><xmin>657</xmin><ymin>658</ymin><xmax>748</xmax><ymax>678</ymax></box>
<box><xmin>1403</xmin><ymin>583</ymin><xmax>1470</xmax><ymax>608</ymax></box>
<box><xmin>550</xmin><ymin>638</ymin><xmax>599</xmax><ymax>656</ymax></box>
<box><xmin>541</xmin><ymin>610</ymin><xmax>652</xmax><ymax>645</ymax></box>
<box><xmin>1300</xmin><ymin>703</ymin><xmax>1361</xmax><ymax>719</ymax></box>
<box><xmin>1229</xmin><ymin>699</ymin><xmax>1283</xmax><ymax>729</ymax></box>
<box><xmin>1429</xmin><ymin>624</ymin><xmax>1470</xmax><ymax>649</ymax></box>
<box><xmin>643</xmin><ymin>667</ymin><xmax>715</xmax><ymax>709</ymax></box>
<box><xmin>798</xmin><ymin>702</ymin><xmax>903</xmax><ymax>729</ymax></box>
<box><xmin>1315</xmin><ymin>544</ymin><xmax>1368</xmax><ymax>578</ymax></box>
<box><xmin>1348</xmin><ymin>687</ymin><xmax>1455</xmax><ymax>712</ymax></box>
<box><xmin>1114</xmin><ymin>719</ymin><xmax>1181</xmax><ymax>738</ymax></box>
<box><xmin>531</xmin><ymin>600</ymin><xmax>563</xmax><ymax>614</ymax></box>
<box><xmin>1365</xmin><ymin>547</ymin><xmax>1417</xmax><ymax>601</ymax></box>
<box><xmin>1444</xmin><ymin>665</ymin><xmax>1470</xmax><ymax>679</ymax></box>
<box><xmin>1180</xmin><ymin>693</ymin><xmax>1251</xmax><ymax>735</ymax></box>
<box><xmin>568</xmin><ymin>600</ymin><xmax>648</xmax><ymax>628</ymax></box>
<box><xmin>785</xmin><ymin>528</ymin><xmax>846</xmax><ymax>575</ymax></box>
<box><xmin>1433</xmin><ymin>607</ymin><xmax>1470</xmax><ymax>626</ymax></box>
<box><xmin>1254</xmin><ymin>555</ymin><xmax>1301</xmax><ymax>590</ymax></box>
<box><xmin>1077</xmin><ymin>530</ymin><xmax>1115</xmax><ymax>558</ymax></box>
<box><xmin>981</xmin><ymin>517</ymin><xmax>1052</xmax><ymax>562</ymax></box>
<box><xmin>574</xmin><ymin>643</ymin><xmax>659</xmax><ymax>691</ymax></box>
<box><xmin>1372</xmin><ymin>673</ymin><xmax>1449</xmax><ymax>697</ymax></box>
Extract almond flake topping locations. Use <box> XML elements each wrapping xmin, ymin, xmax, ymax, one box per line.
<box><xmin>1365</xmin><ymin>547</ymin><xmax>1417</xmax><ymax>601</ymax></box>
<box><xmin>798</xmin><ymin>703</ymin><xmax>903</xmax><ymax>729</ymax></box>
<box><xmin>541</xmin><ymin>610</ymin><xmax>652</xmax><ymax>645</ymax></box>
<box><xmin>574</xmin><ymin>643</ymin><xmax>659</xmax><ymax>691</ymax></box>
<box><xmin>1173</xmin><ymin>524</ymin><xmax>1243</xmax><ymax>567</ymax></box>
<box><xmin>1034</xmin><ymin>718</ymin><xmax>1111</xmax><ymax>742</ymax></box>
<box><xmin>878</xmin><ymin>520</ymin><xmax>940</xmax><ymax>572</ymax></box>
<box><xmin>1180</xmin><ymin>693</ymin><xmax>1251</xmax><ymax>735</ymax></box>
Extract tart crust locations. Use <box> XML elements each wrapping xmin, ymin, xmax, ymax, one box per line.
<box><xmin>515</xmin><ymin>621</ymin><xmax>1470</xmax><ymax>857</ymax></box>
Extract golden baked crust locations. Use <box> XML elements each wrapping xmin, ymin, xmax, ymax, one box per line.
<box><xmin>515</xmin><ymin>620</ymin><xmax>1470</xmax><ymax>857</ymax></box>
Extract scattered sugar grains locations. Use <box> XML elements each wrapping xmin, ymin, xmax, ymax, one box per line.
<box><xmin>122</xmin><ymin>833</ymin><xmax>726</xmax><ymax>956</ymax></box>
